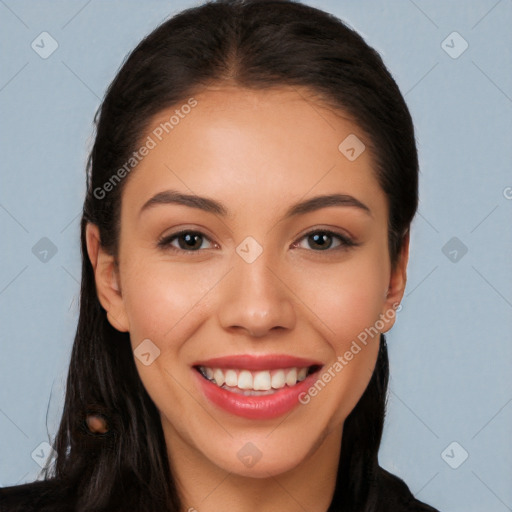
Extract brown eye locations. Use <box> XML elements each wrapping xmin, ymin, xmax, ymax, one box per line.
<box><xmin>293</xmin><ymin>230</ymin><xmax>357</xmax><ymax>252</ymax></box>
<box><xmin>157</xmin><ymin>230</ymin><xmax>214</xmax><ymax>253</ymax></box>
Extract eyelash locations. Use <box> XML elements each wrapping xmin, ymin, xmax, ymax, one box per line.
<box><xmin>156</xmin><ymin>229</ymin><xmax>359</xmax><ymax>255</ymax></box>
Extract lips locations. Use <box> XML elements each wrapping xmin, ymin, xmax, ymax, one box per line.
<box><xmin>191</xmin><ymin>354</ymin><xmax>323</xmax><ymax>419</ymax></box>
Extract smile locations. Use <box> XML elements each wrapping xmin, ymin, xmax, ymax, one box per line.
<box><xmin>191</xmin><ymin>354</ymin><xmax>323</xmax><ymax>419</ymax></box>
<box><xmin>196</xmin><ymin>365</ymin><xmax>320</xmax><ymax>396</ymax></box>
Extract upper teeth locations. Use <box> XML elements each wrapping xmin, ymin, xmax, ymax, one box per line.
<box><xmin>200</xmin><ymin>366</ymin><xmax>309</xmax><ymax>390</ymax></box>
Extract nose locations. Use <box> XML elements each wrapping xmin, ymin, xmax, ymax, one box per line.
<box><xmin>217</xmin><ymin>249</ymin><xmax>296</xmax><ymax>338</ymax></box>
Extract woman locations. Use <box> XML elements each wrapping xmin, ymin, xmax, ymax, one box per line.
<box><xmin>0</xmin><ymin>0</ymin><xmax>441</xmax><ymax>510</ymax></box>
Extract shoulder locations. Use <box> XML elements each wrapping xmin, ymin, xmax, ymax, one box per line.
<box><xmin>0</xmin><ymin>478</ymin><xmax>75</xmax><ymax>512</ymax></box>
<box><xmin>376</xmin><ymin>467</ymin><xmax>442</xmax><ymax>512</ymax></box>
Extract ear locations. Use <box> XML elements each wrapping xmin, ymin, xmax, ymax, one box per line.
<box><xmin>380</xmin><ymin>230</ymin><xmax>409</xmax><ymax>333</ymax></box>
<box><xmin>85</xmin><ymin>222</ymin><xmax>130</xmax><ymax>333</ymax></box>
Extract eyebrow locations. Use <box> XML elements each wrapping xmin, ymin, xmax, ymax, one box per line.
<box><xmin>138</xmin><ymin>189</ymin><xmax>372</xmax><ymax>220</ymax></box>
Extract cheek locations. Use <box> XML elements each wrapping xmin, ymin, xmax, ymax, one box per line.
<box><xmin>292</xmin><ymin>249</ymin><xmax>389</xmax><ymax>349</ymax></box>
<box><xmin>121</xmin><ymin>258</ymin><xmax>220</xmax><ymax>345</ymax></box>
<box><xmin>290</xmin><ymin>248</ymin><xmax>388</xmax><ymax>419</ymax></box>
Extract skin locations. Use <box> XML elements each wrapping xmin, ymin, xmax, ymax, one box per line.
<box><xmin>85</xmin><ymin>414</ymin><xmax>108</xmax><ymax>434</ymax></box>
<box><xmin>86</xmin><ymin>85</ymin><xmax>409</xmax><ymax>512</ymax></box>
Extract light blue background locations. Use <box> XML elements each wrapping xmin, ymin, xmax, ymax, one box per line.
<box><xmin>1</xmin><ymin>1</ymin><xmax>511</xmax><ymax>511</ymax></box>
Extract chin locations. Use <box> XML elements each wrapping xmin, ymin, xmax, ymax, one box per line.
<box><xmin>199</xmin><ymin>431</ymin><xmax>318</xmax><ymax>478</ymax></box>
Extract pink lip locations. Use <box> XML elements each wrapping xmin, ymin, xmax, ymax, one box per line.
<box><xmin>192</xmin><ymin>361</ymin><xmax>323</xmax><ymax>420</ymax></box>
<box><xmin>191</xmin><ymin>354</ymin><xmax>323</xmax><ymax>371</ymax></box>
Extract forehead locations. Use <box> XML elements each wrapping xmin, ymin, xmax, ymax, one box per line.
<box><xmin>120</xmin><ymin>85</ymin><xmax>386</xmax><ymax>223</ymax></box>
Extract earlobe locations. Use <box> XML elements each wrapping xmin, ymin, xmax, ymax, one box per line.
<box><xmin>85</xmin><ymin>223</ymin><xmax>130</xmax><ymax>333</ymax></box>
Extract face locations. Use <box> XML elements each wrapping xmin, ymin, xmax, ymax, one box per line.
<box><xmin>87</xmin><ymin>85</ymin><xmax>408</xmax><ymax>480</ymax></box>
